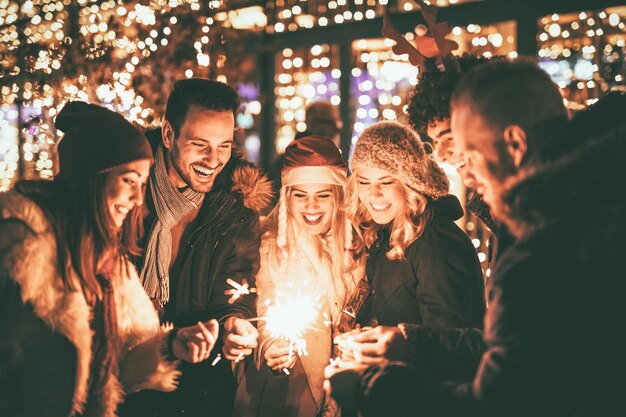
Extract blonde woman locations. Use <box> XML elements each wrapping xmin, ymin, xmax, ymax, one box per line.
<box><xmin>234</xmin><ymin>136</ymin><xmax>362</xmax><ymax>417</ymax></box>
<box><xmin>344</xmin><ymin>121</ymin><xmax>485</xmax><ymax>359</ymax></box>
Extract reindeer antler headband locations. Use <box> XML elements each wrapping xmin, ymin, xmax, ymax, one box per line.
<box><xmin>382</xmin><ymin>0</ymin><xmax>459</xmax><ymax>73</ymax></box>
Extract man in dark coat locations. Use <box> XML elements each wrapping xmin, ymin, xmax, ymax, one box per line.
<box><xmin>325</xmin><ymin>61</ymin><xmax>626</xmax><ymax>417</ymax></box>
<box><xmin>120</xmin><ymin>79</ymin><xmax>273</xmax><ymax>417</ymax></box>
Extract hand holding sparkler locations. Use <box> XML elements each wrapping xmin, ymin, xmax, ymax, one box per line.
<box><xmin>222</xmin><ymin>316</ymin><xmax>258</xmax><ymax>361</ymax></box>
<box><xmin>171</xmin><ymin>319</ymin><xmax>219</xmax><ymax>363</ymax></box>
<box><xmin>345</xmin><ymin>325</ymin><xmax>408</xmax><ymax>366</ymax></box>
<box><xmin>264</xmin><ymin>338</ymin><xmax>298</xmax><ymax>372</ymax></box>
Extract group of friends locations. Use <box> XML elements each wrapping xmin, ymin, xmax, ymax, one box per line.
<box><xmin>0</xmin><ymin>55</ymin><xmax>623</xmax><ymax>417</ymax></box>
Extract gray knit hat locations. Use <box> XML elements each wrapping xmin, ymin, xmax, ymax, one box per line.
<box><xmin>351</xmin><ymin>121</ymin><xmax>449</xmax><ymax>199</ymax></box>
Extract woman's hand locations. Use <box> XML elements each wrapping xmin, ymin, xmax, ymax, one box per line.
<box><xmin>264</xmin><ymin>338</ymin><xmax>297</xmax><ymax>372</ymax></box>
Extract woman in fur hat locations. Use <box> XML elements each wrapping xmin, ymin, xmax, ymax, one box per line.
<box><xmin>0</xmin><ymin>102</ymin><xmax>218</xmax><ymax>417</ymax></box>
<box><xmin>340</xmin><ymin>121</ymin><xmax>485</xmax><ymax>370</ymax></box>
<box><xmin>233</xmin><ymin>136</ymin><xmax>363</xmax><ymax>417</ymax></box>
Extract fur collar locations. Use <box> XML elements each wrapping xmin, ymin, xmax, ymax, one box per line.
<box><xmin>0</xmin><ymin>191</ymin><xmax>177</xmax><ymax>417</ymax></box>
<box><xmin>214</xmin><ymin>154</ymin><xmax>274</xmax><ymax>214</ymax></box>
<box><xmin>0</xmin><ymin>191</ymin><xmax>92</xmax><ymax>415</ymax></box>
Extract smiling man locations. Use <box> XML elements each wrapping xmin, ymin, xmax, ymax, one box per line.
<box><xmin>121</xmin><ymin>79</ymin><xmax>273</xmax><ymax>417</ymax></box>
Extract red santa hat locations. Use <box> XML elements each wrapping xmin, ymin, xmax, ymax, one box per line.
<box><xmin>277</xmin><ymin>135</ymin><xmax>350</xmax><ymax>249</ymax></box>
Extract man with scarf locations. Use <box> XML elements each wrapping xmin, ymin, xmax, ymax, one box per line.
<box><xmin>120</xmin><ymin>79</ymin><xmax>273</xmax><ymax>417</ymax></box>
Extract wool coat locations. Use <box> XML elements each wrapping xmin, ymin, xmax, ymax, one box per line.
<box><xmin>233</xmin><ymin>234</ymin><xmax>362</xmax><ymax>417</ymax></box>
<box><xmin>0</xmin><ymin>191</ymin><xmax>180</xmax><ymax>417</ymax></box>
<box><xmin>356</xmin><ymin>195</ymin><xmax>485</xmax><ymax>330</ymax></box>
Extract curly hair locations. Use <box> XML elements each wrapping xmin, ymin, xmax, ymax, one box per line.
<box><xmin>407</xmin><ymin>54</ymin><xmax>491</xmax><ymax>134</ymax></box>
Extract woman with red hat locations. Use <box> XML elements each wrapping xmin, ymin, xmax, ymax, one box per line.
<box><xmin>233</xmin><ymin>135</ymin><xmax>364</xmax><ymax>417</ymax></box>
<box><xmin>0</xmin><ymin>102</ymin><xmax>218</xmax><ymax>417</ymax></box>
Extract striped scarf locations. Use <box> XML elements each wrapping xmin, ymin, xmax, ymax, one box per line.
<box><xmin>140</xmin><ymin>145</ymin><xmax>204</xmax><ymax>307</ymax></box>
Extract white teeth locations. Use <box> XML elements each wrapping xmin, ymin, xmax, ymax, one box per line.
<box><xmin>304</xmin><ymin>214</ymin><xmax>322</xmax><ymax>222</ymax></box>
<box><xmin>372</xmin><ymin>203</ymin><xmax>390</xmax><ymax>212</ymax></box>
<box><xmin>453</xmin><ymin>160</ymin><xmax>465</xmax><ymax>170</ymax></box>
<box><xmin>116</xmin><ymin>205</ymin><xmax>129</xmax><ymax>214</ymax></box>
<box><xmin>193</xmin><ymin>165</ymin><xmax>215</xmax><ymax>176</ymax></box>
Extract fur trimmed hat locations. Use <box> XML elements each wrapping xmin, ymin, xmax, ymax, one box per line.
<box><xmin>277</xmin><ymin>135</ymin><xmax>350</xmax><ymax>249</ymax></box>
<box><xmin>55</xmin><ymin>101</ymin><xmax>153</xmax><ymax>181</ymax></box>
<box><xmin>282</xmin><ymin>135</ymin><xmax>347</xmax><ymax>186</ymax></box>
<box><xmin>351</xmin><ymin>121</ymin><xmax>449</xmax><ymax>199</ymax></box>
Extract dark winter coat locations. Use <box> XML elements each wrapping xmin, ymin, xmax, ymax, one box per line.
<box><xmin>120</xmin><ymin>139</ymin><xmax>273</xmax><ymax>417</ymax></box>
<box><xmin>333</xmin><ymin>92</ymin><xmax>626</xmax><ymax>417</ymax></box>
<box><xmin>356</xmin><ymin>195</ymin><xmax>485</xmax><ymax>329</ymax></box>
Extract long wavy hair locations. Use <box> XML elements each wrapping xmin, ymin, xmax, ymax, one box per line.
<box><xmin>16</xmin><ymin>174</ymin><xmax>144</xmax><ymax>305</ymax></box>
<box><xmin>345</xmin><ymin>169</ymin><xmax>431</xmax><ymax>260</ymax></box>
<box><xmin>264</xmin><ymin>183</ymin><xmax>357</xmax><ymax>291</ymax></box>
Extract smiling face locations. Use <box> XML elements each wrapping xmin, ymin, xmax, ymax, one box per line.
<box><xmin>451</xmin><ymin>102</ymin><xmax>518</xmax><ymax>216</ymax></box>
<box><xmin>288</xmin><ymin>183</ymin><xmax>336</xmax><ymax>236</ymax></box>
<box><xmin>427</xmin><ymin>118</ymin><xmax>476</xmax><ymax>189</ymax></box>
<box><xmin>356</xmin><ymin>167</ymin><xmax>405</xmax><ymax>225</ymax></box>
<box><xmin>105</xmin><ymin>159</ymin><xmax>151</xmax><ymax>229</ymax></box>
<box><xmin>163</xmin><ymin>107</ymin><xmax>234</xmax><ymax>193</ymax></box>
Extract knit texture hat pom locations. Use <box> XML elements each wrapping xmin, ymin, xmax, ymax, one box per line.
<box><xmin>351</xmin><ymin>121</ymin><xmax>449</xmax><ymax>199</ymax></box>
<box><xmin>55</xmin><ymin>101</ymin><xmax>153</xmax><ymax>181</ymax></box>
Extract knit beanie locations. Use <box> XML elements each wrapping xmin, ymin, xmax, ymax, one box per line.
<box><xmin>277</xmin><ymin>135</ymin><xmax>349</xmax><ymax>248</ymax></box>
<box><xmin>351</xmin><ymin>121</ymin><xmax>449</xmax><ymax>199</ymax></box>
<box><xmin>55</xmin><ymin>101</ymin><xmax>153</xmax><ymax>181</ymax></box>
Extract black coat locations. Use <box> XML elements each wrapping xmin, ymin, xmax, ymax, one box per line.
<box><xmin>120</xmin><ymin>144</ymin><xmax>273</xmax><ymax>417</ymax></box>
<box><xmin>333</xmin><ymin>92</ymin><xmax>626</xmax><ymax>417</ymax></box>
<box><xmin>357</xmin><ymin>195</ymin><xmax>485</xmax><ymax>329</ymax></box>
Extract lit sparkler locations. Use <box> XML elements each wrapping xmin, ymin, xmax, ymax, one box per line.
<box><xmin>263</xmin><ymin>293</ymin><xmax>321</xmax><ymax>360</ymax></box>
<box><xmin>225</xmin><ymin>278</ymin><xmax>257</xmax><ymax>304</ymax></box>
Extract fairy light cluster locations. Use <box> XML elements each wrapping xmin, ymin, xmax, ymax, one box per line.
<box><xmin>350</xmin><ymin>38</ymin><xmax>418</xmax><ymax>153</ymax></box>
<box><xmin>264</xmin><ymin>0</ymin><xmax>473</xmax><ymax>33</ymax></box>
<box><xmin>274</xmin><ymin>44</ymin><xmax>341</xmax><ymax>153</ymax></box>
<box><xmin>536</xmin><ymin>7</ymin><xmax>626</xmax><ymax>106</ymax></box>
<box><xmin>0</xmin><ymin>0</ymin><xmax>257</xmax><ymax>189</ymax></box>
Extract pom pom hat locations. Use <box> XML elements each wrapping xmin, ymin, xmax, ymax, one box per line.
<box><xmin>351</xmin><ymin>121</ymin><xmax>449</xmax><ymax>199</ymax></box>
<box><xmin>277</xmin><ymin>135</ymin><xmax>349</xmax><ymax>248</ymax></box>
<box><xmin>55</xmin><ymin>101</ymin><xmax>153</xmax><ymax>181</ymax></box>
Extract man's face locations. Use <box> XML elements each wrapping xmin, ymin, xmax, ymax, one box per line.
<box><xmin>163</xmin><ymin>108</ymin><xmax>234</xmax><ymax>193</ymax></box>
<box><xmin>451</xmin><ymin>102</ymin><xmax>518</xmax><ymax>218</ymax></box>
<box><xmin>427</xmin><ymin>118</ymin><xmax>476</xmax><ymax>188</ymax></box>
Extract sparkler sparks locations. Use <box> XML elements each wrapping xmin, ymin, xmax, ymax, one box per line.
<box><xmin>262</xmin><ymin>292</ymin><xmax>321</xmax><ymax>360</ymax></box>
<box><xmin>225</xmin><ymin>278</ymin><xmax>257</xmax><ymax>304</ymax></box>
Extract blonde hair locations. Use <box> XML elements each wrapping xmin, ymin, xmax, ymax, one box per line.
<box><xmin>346</xmin><ymin>169</ymin><xmax>431</xmax><ymax>260</ymax></box>
<box><xmin>265</xmin><ymin>184</ymin><xmax>356</xmax><ymax>292</ymax></box>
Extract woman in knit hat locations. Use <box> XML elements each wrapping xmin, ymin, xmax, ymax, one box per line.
<box><xmin>338</xmin><ymin>121</ymin><xmax>485</xmax><ymax>367</ymax></box>
<box><xmin>0</xmin><ymin>101</ymin><xmax>218</xmax><ymax>417</ymax></box>
<box><xmin>233</xmin><ymin>136</ymin><xmax>364</xmax><ymax>417</ymax></box>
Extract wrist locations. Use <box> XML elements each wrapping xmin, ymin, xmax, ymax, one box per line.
<box><xmin>166</xmin><ymin>327</ymin><xmax>180</xmax><ymax>360</ymax></box>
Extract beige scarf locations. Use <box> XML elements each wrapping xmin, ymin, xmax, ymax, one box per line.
<box><xmin>140</xmin><ymin>145</ymin><xmax>204</xmax><ymax>307</ymax></box>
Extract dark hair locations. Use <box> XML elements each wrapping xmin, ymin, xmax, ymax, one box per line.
<box><xmin>16</xmin><ymin>175</ymin><xmax>144</xmax><ymax>305</ymax></box>
<box><xmin>164</xmin><ymin>78</ymin><xmax>241</xmax><ymax>137</ymax></box>
<box><xmin>407</xmin><ymin>54</ymin><xmax>491</xmax><ymax>133</ymax></box>
<box><xmin>451</xmin><ymin>57</ymin><xmax>567</xmax><ymax>133</ymax></box>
